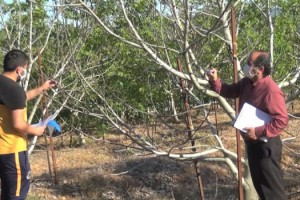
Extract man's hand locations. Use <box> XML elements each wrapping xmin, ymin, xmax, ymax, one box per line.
<box><xmin>26</xmin><ymin>80</ymin><xmax>58</xmax><ymax>101</ymax></box>
<box><xmin>243</xmin><ymin>127</ymin><xmax>258</xmax><ymax>141</ymax></box>
<box><xmin>32</xmin><ymin>125</ymin><xmax>46</xmax><ymax>136</ymax></box>
<box><xmin>41</xmin><ymin>80</ymin><xmax>57</xmax><ymax>91</ymax></box>
<box><xmin>206</xmin><ymin>68</ymin><xmax>218</xmax><ymax>81</ymax></box>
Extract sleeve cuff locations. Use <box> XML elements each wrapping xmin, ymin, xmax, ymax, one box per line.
<box><xmin>209</xmin><ymin>79</ymin><xmax>221</xmax><ymax>92</ymax></box>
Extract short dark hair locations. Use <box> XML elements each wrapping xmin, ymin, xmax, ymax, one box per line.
<box><xmin>253</xmin><ymin>51</ymin><xmax>271</xmax><ymax>76</ymax></box>
<box><xmin>3</xmin><ymin>49</ymin><xmax>29</xmax><ymax>72</ymax></box>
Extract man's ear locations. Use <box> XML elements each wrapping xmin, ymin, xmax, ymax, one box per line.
<box><xmin>15</xmin><ymin>67</ymin><xmax>20</xmax><ymax>75</ymax></box>
<box><xmin>15</xmin><ymin>66</ymin><xmax>23</xmax><ymax>74</ymax></box>
<box><xmin>258</xmin><ymin>66</ymin><xmax>265</xmax><ymax>74</ymax></box>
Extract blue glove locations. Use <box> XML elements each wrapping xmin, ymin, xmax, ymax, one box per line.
<box><xmin>47</xmin><ymin>120</ymin><xmax>61</xmax><ymax>132</ymax></box>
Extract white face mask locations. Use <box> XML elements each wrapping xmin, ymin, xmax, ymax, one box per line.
<box><xmin>242</xmin><ymin>64</ymin><xmax>257</xmax><ymax>79</ymax></box>
<box><xmin>18</xmin><ymin>67</ymin><xmax>27</xmax><ymax>81</ymax></box>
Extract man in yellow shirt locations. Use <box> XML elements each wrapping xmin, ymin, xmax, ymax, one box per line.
<box><xmin>0</xmin><ymin>49</ymin><xmax>56</xmax><ymax>200</ymax></box>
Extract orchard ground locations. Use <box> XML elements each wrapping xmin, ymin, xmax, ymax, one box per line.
<box><xmin>28</xmin><ymin>103</ymin><xmax>300</xmax><ymax>200</ymax></box>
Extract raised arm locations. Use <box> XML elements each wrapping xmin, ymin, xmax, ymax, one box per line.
<box><xmin>26</xmin><ymin>80</ymin><xmax>56</xmax><ymax>101</ymax></box>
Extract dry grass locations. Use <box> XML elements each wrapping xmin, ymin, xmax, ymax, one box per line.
<box><xmin>27</xmin><ymin>103</ymin><xmax>300</xmax><ymax>200</ymax></box>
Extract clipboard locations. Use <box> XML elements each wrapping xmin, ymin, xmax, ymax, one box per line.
<box><xmin>233</xmin><ymin>103</ymin><xmax>272</xmax><ymax>142</ymax></box>
<box><xmin>32</xmin><ymin>114</ymin><xmax>55</xmax><ymax>127</ymax></box>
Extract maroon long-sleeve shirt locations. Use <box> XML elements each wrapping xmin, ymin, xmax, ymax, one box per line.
<box><xmin>209</xmin><ymin>76</ymin><xmax>288</xmax><ymax>138</ymax></box>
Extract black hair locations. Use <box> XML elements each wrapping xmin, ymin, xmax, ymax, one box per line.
<box><xmin>3</xmin><ymin>49</ymin><xmax>29</xmax><ymax>72</ymax></box>
<box><xmin>253</xmin><ymin>52</ymin><xmax>271</xmax><ymax>76</ymax></box>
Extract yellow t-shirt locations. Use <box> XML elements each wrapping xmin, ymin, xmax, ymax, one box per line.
<box><xmin>0</xmin><ymin>105</ymin><xmax>27</xmax><ymax>154</ymax></box>
<box><xmin>0</xmin><ymin>74</ymin><xmax>28</xmax><ymax>154</ymax></box>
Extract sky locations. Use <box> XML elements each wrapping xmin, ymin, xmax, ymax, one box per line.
<box><xmin>4</xmin><ymin>0</ymin><xmax>14</xmax><ymax>3</ymax></box>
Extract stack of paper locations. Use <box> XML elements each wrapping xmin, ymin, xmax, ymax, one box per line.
<box><xmin>233</xmin><ymin>103</ymin><xmax>272</xmax><ymax>142</ymax></box>
<box><xmin>32</xmin><ymin>115</ymin><xmax>54</xmax><ymax>127</ymax></box>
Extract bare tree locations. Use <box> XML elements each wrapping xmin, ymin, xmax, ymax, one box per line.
<box><xmin>52</xmin><ymin>0</ymin><xmax>299</xmax><ymax>199</ymax></box>
<box><xmin>1</xmin><ymin>0</ymin><xmax>299</xmax><ymax>199</ymax></box>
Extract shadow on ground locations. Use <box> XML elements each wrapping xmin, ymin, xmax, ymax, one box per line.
<box><xmin>30</xmin><ymin>156</ymin><xmax>238</xmax><ymax>200</ymax></box>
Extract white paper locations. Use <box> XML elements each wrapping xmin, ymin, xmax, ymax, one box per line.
<box><xmin>234</xmin><ymin>103</ymin><xmax>272</xmax><ymax>142</ymax></box>
<box><xmin>32</xmin><ymin>114</ymin><xmax>54</xmax><ymax>127</ymax></box>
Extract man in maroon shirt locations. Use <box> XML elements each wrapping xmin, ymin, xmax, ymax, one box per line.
<box><xmin>207</xmin><ymin>51</ymin><xmax>288</xmax><ymax>200</ymax></box>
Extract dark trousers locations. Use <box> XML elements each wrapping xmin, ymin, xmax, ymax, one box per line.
<box><xmin>246</xmin><ymin>136</ymin><xmax>287</xmax><ymax>200</ymax></box>
<box><xmin>0</xmin><ymin>151</ymin><xmax>30</xmax><ymax>200</ymax></box>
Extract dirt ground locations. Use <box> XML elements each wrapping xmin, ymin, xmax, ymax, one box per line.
<box><xmin>27</xmin><ymin>108</ymin><xmax>300</xmax><ymax>200</ymax></box>
<box><xmin>28</xmin><ymin>141</ymin><xmax>240</xmax><ymax>200</ymax></box>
